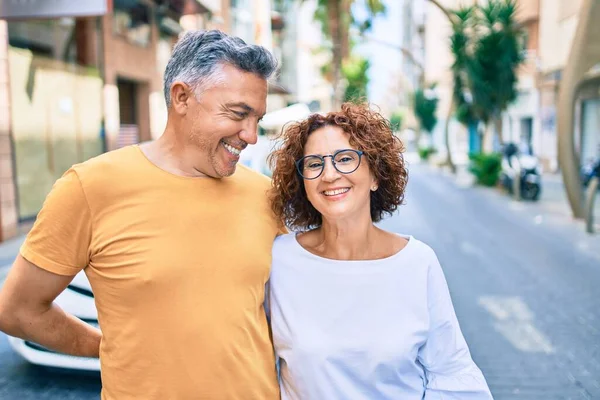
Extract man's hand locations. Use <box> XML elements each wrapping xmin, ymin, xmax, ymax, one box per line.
<box><xmin>0</xmin><ymin>255</ymin><xmax>101</xmax><ymax>358</ymax></box>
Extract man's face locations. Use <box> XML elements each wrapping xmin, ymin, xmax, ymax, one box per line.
<box><xmin>182</xmin><ymin>64</ymin><xmax>268</xmax><ymax>178</ymax></box>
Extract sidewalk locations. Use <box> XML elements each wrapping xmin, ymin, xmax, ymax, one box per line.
<box><xmin>420</xmin><ymin>151</ymin><xmax>600</xmax><ymax>234</ymax></box>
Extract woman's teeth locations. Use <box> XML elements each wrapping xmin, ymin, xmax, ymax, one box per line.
<box><xmin>323</xmin><ymin>188</ymin><xmax>350</xmax><ymax>196</ymax></box>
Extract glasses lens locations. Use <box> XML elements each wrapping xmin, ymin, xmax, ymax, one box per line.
<box><xmin>334</xmin><ymin>150</ymin><xmax>361</xmax><ymax>174</ymax></box>
<box><xmin>300</xmin><ymin>155</ymin><xmax>324</xmax><ymax>179</ymax></box>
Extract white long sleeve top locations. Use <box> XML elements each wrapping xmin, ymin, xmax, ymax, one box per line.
<box><xmin>268</xmin><ymin>233</ymin><xmax>493</xmax><ymax>400</ymax></box>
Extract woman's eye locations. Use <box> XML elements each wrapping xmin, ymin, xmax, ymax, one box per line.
<box><xmin>307</xmin><ymin>162</ymin><xmax>323</xmax><ymax>169</ymax></box>
<box><xmin>338</xmin><ymin>156</ymin><xmax>353</xmax><ymax>163</ymax></box>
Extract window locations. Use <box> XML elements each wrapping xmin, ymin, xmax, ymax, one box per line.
<box><xmin>113</xmin><ymin>0</ymin><xmax>152</xmax><ymax>47</ymax></box>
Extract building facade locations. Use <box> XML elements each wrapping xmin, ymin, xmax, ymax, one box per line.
<box><xmin>0</xmin><ymin>0</ymin><xmax>221</xmax><ymax>241</ymax></box>
<box><xmin>503</xmin><ymin>0</ymin><xmax>542</xmax><ymax>163</ymax></box>
<box><xmin>538</xmin><ymin>0</ymin><xmax>599</xmax><ymax>171</ymax></box>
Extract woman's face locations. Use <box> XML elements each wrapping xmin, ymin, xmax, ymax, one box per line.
<box><xmin>301</xmin><ymin>125</ymin><xmax>377</xmax><ymax>223</ymax></box>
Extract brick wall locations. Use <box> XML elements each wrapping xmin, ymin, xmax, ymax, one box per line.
<box><xmin>101</xmin><ymin>11</ymin><xmax>162</xmax><ymax>149</ymax></box>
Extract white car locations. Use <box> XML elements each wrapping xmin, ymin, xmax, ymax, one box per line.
<box><xmin>8</xmin><ymin>271</ymin><xmax>101</xmax><ymax>371</ymax></box>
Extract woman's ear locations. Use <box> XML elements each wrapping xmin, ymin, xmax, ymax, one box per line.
<box><xmin>370</xmin><ymin>177</ymin><xmax>379</xmax><ymax>192</ymax></box>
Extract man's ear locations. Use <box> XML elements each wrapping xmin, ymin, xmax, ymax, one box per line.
<box><xmin>170</xmin><ymin>81</ymin><xmax>190</xmax><ymax>115</ymax></box>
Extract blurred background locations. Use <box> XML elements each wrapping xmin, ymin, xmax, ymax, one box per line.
<box><xmin>0</xmin><ymin>0</ymin><xmax>599</xmax><ymax>399</ymax></box>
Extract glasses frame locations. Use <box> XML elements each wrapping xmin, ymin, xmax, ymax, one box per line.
<box><xmin>295</xmin><ymin>148</ymin><xmax>365</xmax><ymax>180</ymax></box>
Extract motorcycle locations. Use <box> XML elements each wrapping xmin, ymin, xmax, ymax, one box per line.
<box><xmin>581</xmin><ymin>158</ymin><xmax>600</xmax><ymax>189</ymax></box>
<box><xmin>500</xmin><ymin>143</ymin><xmax>542</xmax><ymax>201</ymax></box>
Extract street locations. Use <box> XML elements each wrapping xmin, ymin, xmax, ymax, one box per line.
<box><xmin>1</xmin><ymin>163</ymin><xmax>600</xmax><ymax>399</ymax></box>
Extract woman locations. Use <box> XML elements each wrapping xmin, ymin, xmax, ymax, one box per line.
<box><xmin>267</xmin><ymin>103</ymin><xmax>493</xmax><ymax>399</ymax></box>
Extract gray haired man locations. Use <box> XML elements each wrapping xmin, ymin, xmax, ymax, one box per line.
<box><xmin>0</xmin><ymin>30</ymin><xmax>282</xmax><ymax>399</ymax></box>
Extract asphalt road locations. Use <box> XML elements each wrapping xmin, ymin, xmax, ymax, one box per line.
<box><xmin>1</xmin><ymin>163</ymin><xmax>599</xmax><ymax>399</ymax></box>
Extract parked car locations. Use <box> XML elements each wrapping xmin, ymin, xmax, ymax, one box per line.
<box><xmin>8</xmin><ymin>271</ymin><xmax>100</xmax><ymax>371</ymax></box>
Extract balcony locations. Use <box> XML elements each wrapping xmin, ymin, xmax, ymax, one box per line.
<box><xmin>515</xmin><ymin>0</ymin><xmax>539</xmax><ymax>24</ymax></box>
<box><xmin>194</xmin><ymin>0</ymin><xmax>221</xmax><ymax>13</ymax></box>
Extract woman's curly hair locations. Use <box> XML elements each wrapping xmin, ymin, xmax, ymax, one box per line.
<box><xmin>268</xmin><ymin>102</ymin><xmax>408</xmax><ymax>231</ymax></box>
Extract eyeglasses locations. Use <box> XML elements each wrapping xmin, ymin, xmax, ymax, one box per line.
<box><xmin>295</xmin><ymin>149</ymin><xmax>365</xmax><ymax>180</ymax></box>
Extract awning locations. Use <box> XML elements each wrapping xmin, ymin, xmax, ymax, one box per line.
<box><xmin>259</xmin><ymin>103</ymin><xmax>312</xmax><ymax>130</ymax></box>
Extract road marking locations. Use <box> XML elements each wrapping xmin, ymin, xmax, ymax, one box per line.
<box><xmin>478</xmin><ymin>296</ymin><xmax>555</xmax><ymax>354</ymax></box>
<box><xmin>459</xmin><ymin>241</ymin><xmax>485</xmax><ymax>258</ymax></box>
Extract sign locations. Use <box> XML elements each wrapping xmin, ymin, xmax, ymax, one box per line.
<box><xmin>0</xmin><ymin>0</ymin><xmax>108</xmax><ymax>19</ymax></box>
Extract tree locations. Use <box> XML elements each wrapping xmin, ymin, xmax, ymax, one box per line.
<box><xmin>414</xmin><ymin>85</ymin><xmax>439</xmax><ymax>138</ymax></box>
<box><xmin>310</xmin><ymin>0</ymin><xmax>386</xmax><ymax>108</ymax></box>
<box><xmin>471</xmin><ymin>0</ymin><xmax>523</xmax><ymax>148</ymax></box>
<box><xmin>342</xmin><ymin>55</ymin><xmax>370</xmax><ymax>102</ymax></box>
<box><xmin>389</xmin><ymin>111</ymin><xmax>403</xmax><ymax>132</ymax></box>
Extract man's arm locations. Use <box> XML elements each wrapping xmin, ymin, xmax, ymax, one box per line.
<box><xmin>0</xmin><ymin>255</ymin><xmax>101</xmax><ymax>358</ymax></box>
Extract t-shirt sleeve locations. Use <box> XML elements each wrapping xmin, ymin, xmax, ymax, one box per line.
<box><xmin>418</xmin><ymin>251</ymin><xmax>493</xmax><ymax>399</ymax></box>
<box><xmin>20</xmin><ymin>168</ymin><xmax>93</xmax><ymax>276</ymax></box>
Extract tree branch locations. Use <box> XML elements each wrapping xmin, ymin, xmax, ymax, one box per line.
<box><xmin>427</xmin><ymin>0</ymin><xmax>454</xmax><ymax>23</ymax></box>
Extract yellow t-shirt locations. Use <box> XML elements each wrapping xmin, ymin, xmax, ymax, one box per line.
<box><xmin>21</xmin><ymin>145</ymin><xmax>282</xmax><ymax>400</ymax></box>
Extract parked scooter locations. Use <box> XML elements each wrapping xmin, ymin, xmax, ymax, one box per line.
<box><xmin>581</xmin><ymin>157</ymin><xmax>600</xmax><ymax>189</ymax></box>
<box><xmin>500</xmin><ymin>143</ymin><xmax>542</xmax><ymax>201</ymax></box>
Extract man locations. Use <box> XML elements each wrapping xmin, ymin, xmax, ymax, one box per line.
<box><xmin>0</xmin><ymin>30</ymin><xmax>282</xmax><ymax>399</ymax></box>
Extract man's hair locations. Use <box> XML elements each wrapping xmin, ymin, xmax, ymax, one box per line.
<box><xmin>163</xmin><ymin>30</ymin><xmax>278</xmax><ymax>107</ymax></box>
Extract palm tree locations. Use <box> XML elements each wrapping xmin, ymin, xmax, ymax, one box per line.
<box><xmin>429</xmin><ymin>0</ymin><xmax>523</xmax><ymax>160</ymax></box>
<box><xmin>310</xmin><ymin>0</ymin><xmax>385</xmax><ymax>108</ymax></box>
<box><xmin>472</xmin><ymin>0</ymin><xmax>523</xmax><ymax>148</ymax></box>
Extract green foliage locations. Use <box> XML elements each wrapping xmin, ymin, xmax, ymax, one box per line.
<box><xmin>315</xmin><ymin>0</ymin><xmax>386</xmax><ymax>34</ymax></box>
<box><xmin>389</xmin><ymin>111</ymin><xmax>403</xmax><ymax>132</ymax></box>
<box><xmin>342</xmin><ymin>56</ymin><xmax>370</xmax><ymax>102</ymax></box>
<box><xmin>449</xmin><ymin>0</ymin><xmax>524</xmax><ymax>129</ymax></box>
<box><xmin>418</xmin><ymin>146</ymin><xmax>437</xmax><ymax>161</ymax></box>
<box><xmin>468</xmin><ymin>152</ymin><xmax>502</xmax><ymax>186</ymax></box>
<box><xmin>413</xmin><ymin>85</ymin><xmax>438</xmax><ymax>134</ymax></box>
<box><xmin>310</xmin><ymin>0</ymin><xmax>385</xmax><ymax>92</ymax></box>
<box><xmin>313</xmin><ymin>0</ymin><xmax>386</xmax><ymax>43</ymax></box>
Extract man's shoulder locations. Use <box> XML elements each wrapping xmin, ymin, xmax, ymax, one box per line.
<box><xmin>71</xmin><ymin>146</ymin><xmax>141</xmax><ymax>179</ymax></box>
<box><xmin>232</xmin><ymin>164</ymin><xmax>273</xmax><ymax>190</ymax></box>
<box><xmin>73</xmin><ymin>146</ymin><xmax>139</xmax><ymax>173</ymax></box>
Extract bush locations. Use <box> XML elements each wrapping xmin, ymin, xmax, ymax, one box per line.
<box><xmin>468</xmin><ymin>152</ymin><xmax>502</xmax><ymax>186</ymax></box>
<box><xmin>390</xmin><ymin>112</ymin><xmax>403</xmax><ymax>132</ymax></box>
<box><xmin>418</xmin><ymin>146</ymin><xmax>437</xmax><ymax>161</ymax></box>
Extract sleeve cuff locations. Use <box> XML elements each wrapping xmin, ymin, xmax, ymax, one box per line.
<box><xmin>426</xmin><ymin>365</ymin><xmax>492</xmax><ymax>397</ymax></box>
<box><xmin>20</xmin><ymin>244</ymin><xmax>82</xmax><ymax>277</ymax></box>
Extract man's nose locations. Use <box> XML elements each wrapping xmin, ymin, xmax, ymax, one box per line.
<box><xmin>239</xmin><ymin>122</ymin><xmax>259</xmax><ymax>145</ymax></box>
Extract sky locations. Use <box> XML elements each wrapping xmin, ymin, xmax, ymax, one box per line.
<box><xmin>354</xmin><ymin>0</ymin><xmax>403</xmax><ymax>108</ymax></box>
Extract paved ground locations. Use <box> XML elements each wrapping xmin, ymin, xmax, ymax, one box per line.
<box><xmin>1</xmin><ymin>161</ymin><xmax>599</xmax><ymax>399</ymax></box>
<box><xmin>382</xmin><ymin>161</ymin><xmax>600</xmax><ymax>399</ymax></box>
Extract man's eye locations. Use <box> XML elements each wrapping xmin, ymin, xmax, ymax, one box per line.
<box><xmin>233</xmin><ymin>111</ymin><xmax>247</xmax><ymax>118</ymax></box>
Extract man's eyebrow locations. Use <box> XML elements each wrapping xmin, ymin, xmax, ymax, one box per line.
<box><xmin>226</xmin><ymin>102</ymin><xmax>255</xmax><ymax>113</ymax></box>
